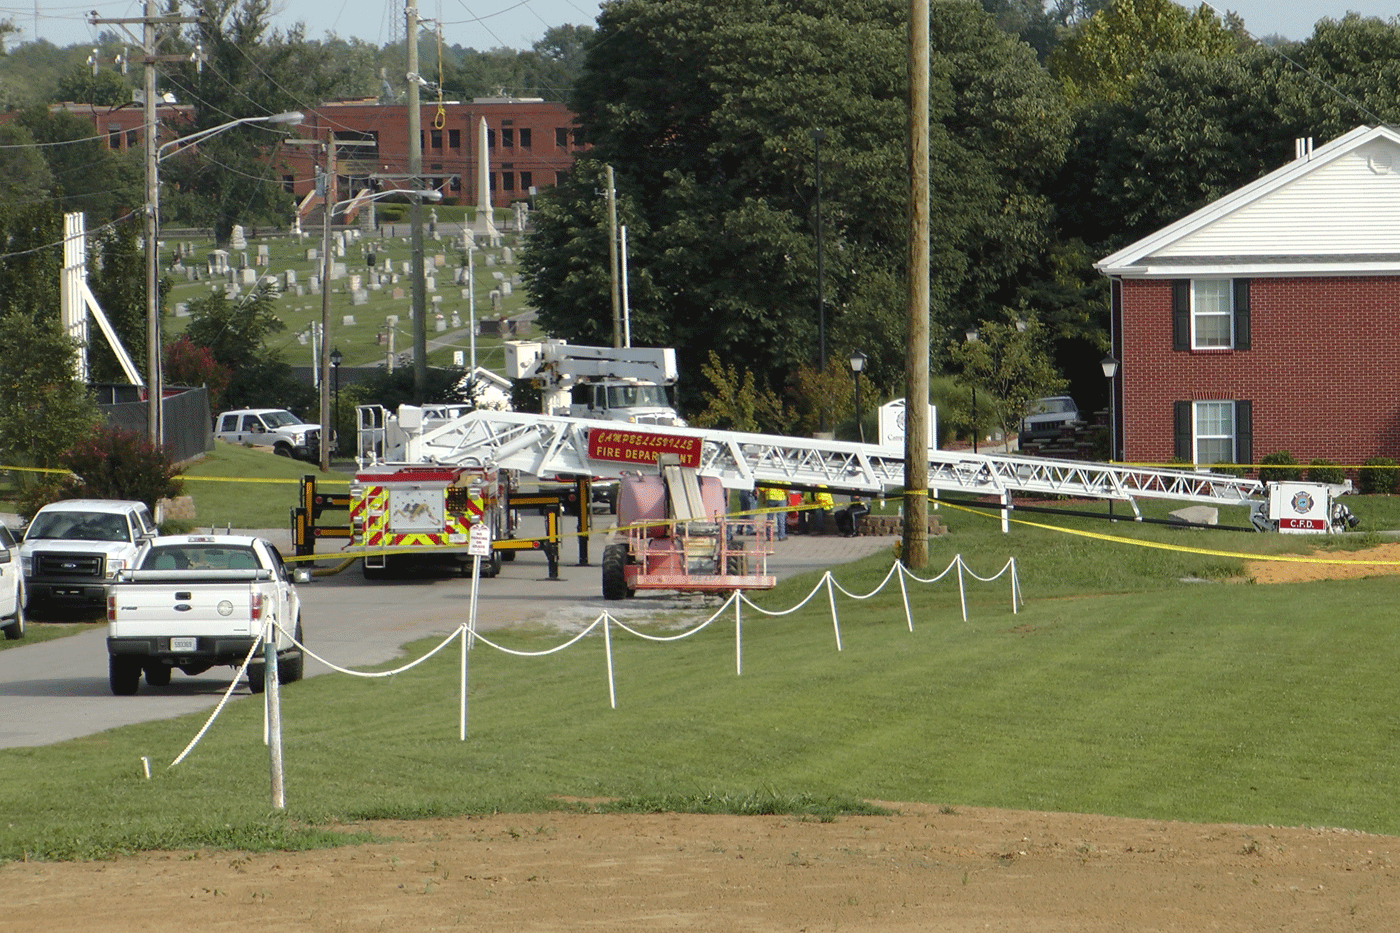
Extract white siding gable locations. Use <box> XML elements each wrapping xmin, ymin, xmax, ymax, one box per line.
<box><xmin>1156</xmin><ymin>138</ymin><xmax>1400</xmax><ymax>257</ymax></box>
<box><xmin>1096</xmin><ymin>125</ymin><xmax>1400</xmax><ymax>278</ymax></box>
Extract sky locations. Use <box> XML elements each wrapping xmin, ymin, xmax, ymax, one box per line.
<box><xmin>14</xmin><ymin>0</ymin><xmax>607</xmax><ymax>52</ymax></box>
<box><xmin>11</xmin><ymin>0</ymin><xmax>1400</xmax><ymax>51</ymax></box>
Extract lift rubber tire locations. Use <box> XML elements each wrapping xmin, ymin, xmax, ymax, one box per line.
<box><xmin>247</xmin><ymin>663</ymin><xmax>266</xmax><ymax>694</ymax></box>
<box><xmin>2</xmin><ymin>580</ymin><xmax>25</xmax><ymax>640</ymax></box>
<box><xmin>479</xmin><ymin>551</ymin><xmax>502</xmax><ymax>578</ymax></box>
<box><xmin>109</xmin><ymin>655</ymin><xmax>142</xmax><ymax>696</ymax></box>
<box><xmin>602</xmin><ymin>543</ymin><xmax>629</xmax><ymax>601</ymax></box>
<box><xmin>144</xmin><ymin>663</ymin><xmax>172</xmax><ymax>687</ymax></box>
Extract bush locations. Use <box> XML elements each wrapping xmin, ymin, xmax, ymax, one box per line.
<box><xmin>53</xmin><ymin>425</ymin><xmax>184</xmax><ymax>514</ymax></box>
<box><xmin>1306</xmin><ymin>458</ymin><xmax>1345</xmax><ymax>485</ymax></box>
<box><xmin>1258</xmin><ymin>451</ymin><xmax>1301</xmax><ymax>483</ymax></box>
<box><xmin>1360</xmin><ymin>457</ymin><xmax>1399</xmax><ymax>495</ymax></box>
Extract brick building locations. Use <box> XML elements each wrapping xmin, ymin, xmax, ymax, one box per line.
<box><xmin>41</xmin><ymin>96</ymin><xmax>582</xmax><ymax>210</ymax></box>
<box><xmin>1094</xmin><ymin>125</ymin><xmax>1400</xmax><ymax>469</ymax></box>
<box><xmin>281</xmin><ymin>97</ymin><xmax>583</xmax><ymax>209</ymax></box>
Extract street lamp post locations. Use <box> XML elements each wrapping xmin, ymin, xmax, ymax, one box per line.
<box><xmin>330</xmin><ymin>346</ymin><xmax>343</xmax><ymax>457</ymax></box>
<box><xmin>849</xmin><ymin>349</ymin><xmax>867</xmax><ymax>443</ymax></box>
<box><xmin>147</xmin><ymin>110</ymin><xmax>303</xmax><ymax>445</ymax></box>
<box><xmin>964</xmin><ymin>327</ymin><xmax>980</xmax><ymax>454</ymax></box>
<box><xmin>1101</xmin><ymin>353</ymin><xmax>1119</xmax><ymax>462</ymax></box>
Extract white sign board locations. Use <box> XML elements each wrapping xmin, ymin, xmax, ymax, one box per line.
<box><xmin>468</xmin><ymin>522</ymin><xmax>493</xmax><ymax>556</ymax></box>
<box><xmin>1269</xmin><ymin>482</ymin><xmax>1331</xmax><ymax>534</ymax></box>
<box><xmin>878</xmin><ymin>399</ymin><xmax>938</xmax><ymax>453</ymax></box>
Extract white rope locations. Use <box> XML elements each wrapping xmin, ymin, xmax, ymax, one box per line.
<box><xmin>166</xmin><ymin>555</ymin><xmax>1023</xmax><ymax>763</ymax></box>
<box><xmin>277</xmin><ymin>621</ymin><xmax>463</xmax><ymax>677</ymax></box>
<box><xmin>169</xmin><ymin>636</ymin><xmax>263</xmax><ymax>768</ymax></box>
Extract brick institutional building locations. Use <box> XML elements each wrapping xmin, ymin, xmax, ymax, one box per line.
<box><xmin>47</xmin><ymin>96</ymin><xmax>582</xmax><ymax>210</ymax></box>
<box><xmin>1095</xmin><ymin>125</ymin><xmax>1400</xmax><ymax>470</ymax></box>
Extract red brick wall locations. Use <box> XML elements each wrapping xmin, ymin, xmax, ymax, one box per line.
<box><xmin>1120</xmin><ymin>276</ymin><xmax>1400</xmax><ymax>467</ymax></box>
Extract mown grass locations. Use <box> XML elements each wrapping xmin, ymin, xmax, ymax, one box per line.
<box><xmin>4</xmin><ymin>499</ymin><xmax>1400</xmax><ymax>861</ymax></box>
<box><xmin>177</xmin><ymin>441</ymin><xmax>351</xmax><ymax>530</ymax></box>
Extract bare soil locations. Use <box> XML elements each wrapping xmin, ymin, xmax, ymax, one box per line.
<box><xmin>4</xmin><ymin>804</ymin><xmax>1398</xmax><ymax>931</ymax></box>
<box><xmin>1244</xmin><ymin>542</ymin><xmax>1400</xmax><ymax>584</ymax></box>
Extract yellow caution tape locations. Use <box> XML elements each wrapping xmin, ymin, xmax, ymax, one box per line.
<box><xmin>940</xmin><ymin>500</ymin><xmax>1400</xmax><ymax>566</ymax></box>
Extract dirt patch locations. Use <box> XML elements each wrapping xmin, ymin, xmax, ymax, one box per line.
<box><xmin>1245</xmin><ymin>542</ymin><xmax>1400</xmax><ymax>585</ymax></box>
<box><xmin>4</xmin><ymin>805</ymin><xmax>1398</xmax><ymax>931</ymax></box>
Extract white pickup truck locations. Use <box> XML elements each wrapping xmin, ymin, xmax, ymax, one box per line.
<box><xmin>105</xmin><ymin>535</ymin><xmax>309</xmax><ymax>696</ymax></box>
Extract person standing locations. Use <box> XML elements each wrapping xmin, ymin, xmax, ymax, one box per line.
<box><xmin>810</xmin><ymin>485</ymin><xmax>834</xmax><ymax>534</ymax></box>
<box><xmin>760</xmin><ymin>485</ymin><xmax>788</xmax><ymax>540</ymax></box>
<box><xmin>737</xmin><ymin>484</ymin><xmax>759</xmax><ymax>535</ymax></box>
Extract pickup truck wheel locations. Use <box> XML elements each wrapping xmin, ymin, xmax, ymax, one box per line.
<box><xmin>602</xmin><ymin>543</ymin><xmax>629</xmax><ymax>600</ymax></box>
<box><xmin>479</xmin><ymin>551</ymin><xmax>502</xmax><ymax>579</ymax></box>
<box><xmin>277</xmin><ymin>621</ymin><xmax>305</xmax><ymax>684</ymax></box>
<box><xmin>247</xmin><ymin>663</ymin><xmax>266</xmax><ymax>694</ymax></box>
<box><xmin>144</xmin><ymin>663</ymin><xmax>172</xmax><ymax>687</ymax></box>
<box><xmin>109</xmin><ymin>656</ymin><xmax>142</xmax><ymax>696</ymax></box>
<box><xmin>273</xmin><ymin>443</ymin><xmax>293</xmax><ymax>458</ymax></box>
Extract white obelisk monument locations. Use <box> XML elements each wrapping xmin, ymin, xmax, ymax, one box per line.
<box><xmin>472</xmin><ymin>116</ymin><xmax>501</xmax><ymax>243</ymax></box>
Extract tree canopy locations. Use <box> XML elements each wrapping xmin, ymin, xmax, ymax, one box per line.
<box><xmin>523</xmin><ymin>0</ymin><xmax>1069</xmax><ymax>411</ymax></box>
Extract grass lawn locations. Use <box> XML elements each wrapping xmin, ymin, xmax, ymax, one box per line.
<box><xmin>4</xmin><ymin>498</ymin><xmax>1400</xmax><ymax>860</ymax></box>
<box><xmin>178</xmin><ymin>441</ymin><xmax>351</xmax><ymax>530</ymax></box>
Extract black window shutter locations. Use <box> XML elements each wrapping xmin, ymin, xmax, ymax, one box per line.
<box><xmin>1233</xmin><ymin>279</ymin><xmax>1251</xmax><ymax>350</ymax></box>
<box><xmin>1174</xmin><ymin>401</ymin><xmax>1192</xmax><ymax>462</ymax></box>
<box><xmin>1235</xmin><ymin>400</ymin><xmax>1252</xmax><ymax>467</ymax></box>
<box><xmin>1172</xmin><ymin>280</ymin><xmax>1190</xmax><ymax>351</ymax></box>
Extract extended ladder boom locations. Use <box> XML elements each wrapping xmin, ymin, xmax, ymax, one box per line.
<box><xmin>358</xmin><ymin>406</ymin><xmax>1263</xmax><ymax>508</ymax></box>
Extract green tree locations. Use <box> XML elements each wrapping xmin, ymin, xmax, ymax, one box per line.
<box><xmin>55</xmin><ymin>62</ymin><xmax>133</xmax><ymax>106</ymax></box>
<box><xmin>948</xmin><ymin>311</ymin><xmax>1066</xmax><ymax>452</ymax></box>
<box><xmin>690</xmin><ymin>351</ymin><xmax>793</xmax><ymax>433</ymax></box>
<box><xmin>1282</xmin><ymin>14</ymin><xmax>1400</xmax><ymax>137</ymax></box>
<box><xmin>0</xmin><ymin>203</ymin><xmax>101</xmax><ymax>474</ymax></box>
<box><xmin>1049</xmin><ymin>0</ymin><xmax>1241</xmax><ymax>104</ymax></box>
<box><xmin>524</xmin><ymin>0</ymin><xmax>1069</xmax><ymax>411</ymax></box>
<box><xmin>180</xmin><ymin>284</ymin><xmax>311</xmax><ymax>412</ymax></box>
<box><xmin>86</xmin><ymin>220</ymin><xmax>151</xmax><ymax>383</ymax></box>
<box><xmin>12</xmin><ymin>106</ymin><xmax>142</xmax><ymax>222</ymax></box>
<box><xmin>0</xmin><ymin>121</ymin><xmax>54</xmax><ymax>203</ymax></box>
<box><xmin>163</xmin><ymin>0</ymin><xmax>345</xmax><ymax>242</ymax></box>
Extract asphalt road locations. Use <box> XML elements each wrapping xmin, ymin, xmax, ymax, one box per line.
<box><xmin>0</xmin><ymin>525</ymin><xmax>892</xmax><ymax>749</ymax></box>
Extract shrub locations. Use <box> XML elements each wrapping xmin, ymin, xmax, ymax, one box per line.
<box><xmin>54</xmin><ymin>425</ymin><xmax>184</xmax><ymax>513</ymax></box>
<box><xmin>1360</xmin><ymin>457</ymin><xmax>1399</xmax><ymax>495</ymax></box>
<box><xmin>1258</xmin><ymin>451</ymin><xmax>1301</xmax><ymax>483</ymax></box>
<box><xmin>1306</xmin><ymin>458</ymin><xmax>1345</xmax><ymax>485</ymax></box>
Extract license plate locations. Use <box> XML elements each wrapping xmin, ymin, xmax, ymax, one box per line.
<box><xmin>170</xmin><ymin>637</ymin><xmax>197</xmax><ymax>652</ymax></box>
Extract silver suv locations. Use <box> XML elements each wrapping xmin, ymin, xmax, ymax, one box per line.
<box><xmin>20</xmin><ymin>499</ymin><xmax>156</xmax><ymax>620</ymax></box>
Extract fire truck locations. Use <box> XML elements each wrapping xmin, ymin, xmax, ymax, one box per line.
<box><xmin>350</xmin><ymin>463</ymin><xmax>508</xmax><ymax>579</ymax></box>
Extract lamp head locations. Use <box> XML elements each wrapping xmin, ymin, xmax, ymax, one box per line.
<box><xmin>965</xmin><ymin>327</ymin><xmax>979</xmax><ymax>343</ymax></box>
<box><xmin>848</xmin><ymin>349</ymin><xmax>867</xmax><ymax>374</ymax></box>
<box><xmin>1100</xmin><ymin>354</ymin><xmax>1119</xmax><ymax>379</ymax></box>
<box><xmin>330</xmin><ymin>347</ymin><xmax>343</xmax><ymax>367</ymax></box>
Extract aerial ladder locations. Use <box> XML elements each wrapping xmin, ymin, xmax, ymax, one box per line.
<box><xmin>357</xmin><ymin>406</ymin><xmax>1270</xmax><ymax>534</ymax></box>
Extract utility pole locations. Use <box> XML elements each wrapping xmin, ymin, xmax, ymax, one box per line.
<box><xmin>91</xmin><ymin>3</ymin><xmax>201</xmax><ymax>446</ymax></box>
<box><xmin>319</xmin><ymin>136</ymin><xmax>335</xmax><ymax>471</ymax></box>
<box><xmin>903</xmin><ymin>0</ymin><xmax>930</xmax><ymax>571</ymax></box>
<box><xmin>606</xmin><ymin>164</ymin><xmax>621</xmax><ymax>349</ymax></box>
<box><xmin>407</xmin><ymin>0</ymin><xmax>428</xmax><ymax>401</ymax></box>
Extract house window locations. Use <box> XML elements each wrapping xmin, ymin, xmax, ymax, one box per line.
<box><xmin>126</xmin><ymin>129</ymin><xmax>140</xmax><ymax>149</ymax></box>
<box><xmin>1192</xmin><ymin>280</ymin><xmax>1233</xmax><ymax>347</ymax></box>
<box><xmin>488</xmin><ymin>172</ymin><xmax>496</xmax><ymax>192</ymax></box>
<box><xmin>448</xmin><ymin>129</ymin><xmax>460</xmax><ymax>149</ymax></box>
<box><xmin>502</xmin><ymin>172</ymin><xmax>514</xmax><ymax>192</ymax></box>
<box><xmin>487</xmin><ymin>129</ymin><xmax>495</xmax><ymax>148</ymax></box>
<box><xmin>519</xmin><ymin>128</ymin><xmax>531</xmax><ymax>148</ymax></box>
<box><xmin>1172</xmin><ymin>279</ymin><xmax>1251</xmax><ymax>351</ymax></box>
<box><xmin>282</xmin><ymin>174</ymin><xmax>294</xmax><ymax>194</ymax></box>
<box><xmin>556</xmin><ymin>127</ymin><xmax>568</xmax><ymax>148</ymax></box>
<box><xmin>572</xmin><ymin>127</ymin><xmax>584</xmax><ymax>146</ymax></box>
<box><xmin>430</xmin><ymin>129</ymin><xmax>442</xmax><ymax>149</ymax></box>
<box><xmin>519</xmin><ymin>171</ymin><xmax>532</xmax><ymax>191</ymax></box>
<box><xmin>502</xmin><ymin>128</ymin><xmax>514</xmax><ymax>148</ymax></box>
<box><xmin>555</xmin><ymin>171</ymin><xmax>567</xmax><ymax>186</ymax></box>
<box><xmin>1174</xmin><ymin>400</ymin><xmax>1252</xmax><ymax>465</ymax></box>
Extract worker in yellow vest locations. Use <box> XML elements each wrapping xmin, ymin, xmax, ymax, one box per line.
<box><xmin>759</xmin><ymin>485</ymin><xmax>788</xmax><ymax>540</ymax></box>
